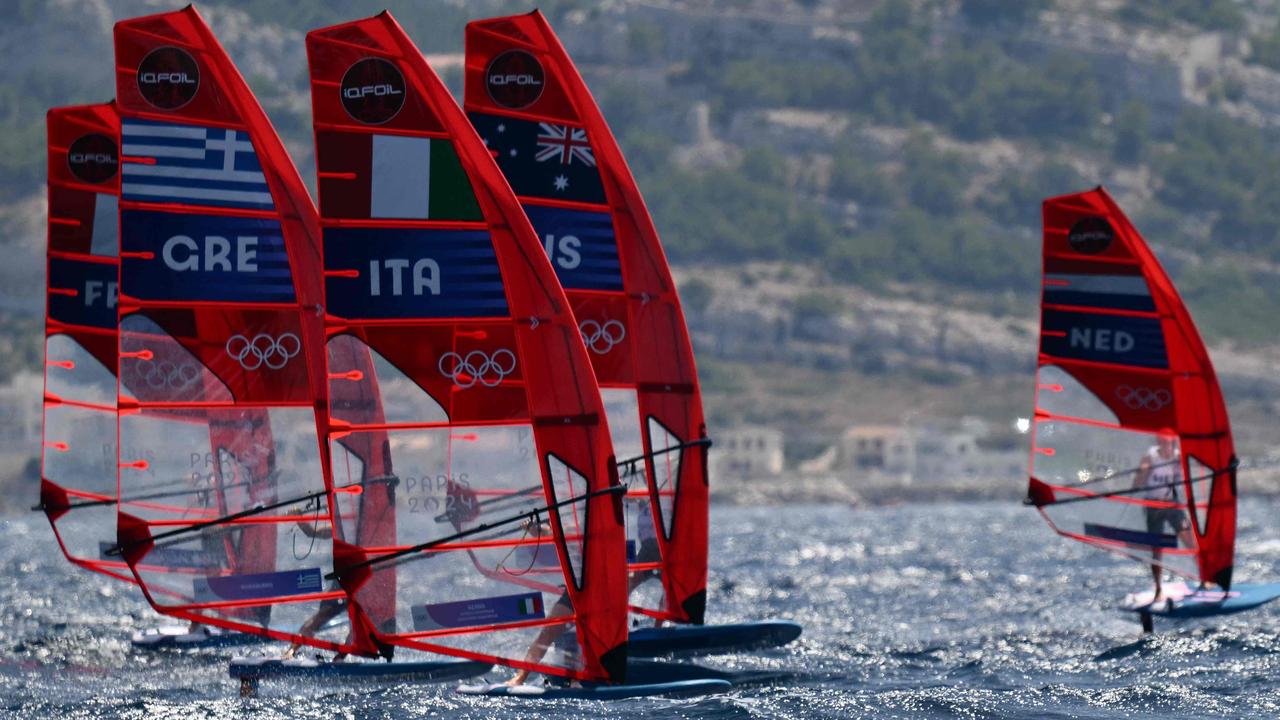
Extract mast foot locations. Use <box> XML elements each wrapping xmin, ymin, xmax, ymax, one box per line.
<box><xmin>1139</xmin><ymin>610</ymin><xmax>1153</xmax><ymax>634</ymax></box>
<box><xmin>239</xmin><ymin>677</ymin><xmax>259</xmax><ymax>698</ymax></box>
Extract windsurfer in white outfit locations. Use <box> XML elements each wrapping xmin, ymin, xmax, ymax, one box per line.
<box><xmin>1133</xmin><ymin>430</ymin><xmax>1194</xmax><ymax>600</ymax></box>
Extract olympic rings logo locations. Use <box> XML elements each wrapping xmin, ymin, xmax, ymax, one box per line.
<box><xmin>225</xmin><ymin>333</ymin><xmax>302</xmax><ymax>371</ymax></box>
<box><xmin>1116</xmin><ymin>384</ymin><xmax>1171</xmax><ymax>412</ymax></box>
<box><xmin>141</xmin><ymin>360</ymin><xmax>200</xmax><ymax>391</ymax></box>
<box><xmin>438</xmin><ymin>349</ymin><xmax>517</xmax><ymax>389</ymax></box>
<box><xmin>579</xmin><ymin>319</ymin><xmax>626</xmax><ymax>355</ymax></box>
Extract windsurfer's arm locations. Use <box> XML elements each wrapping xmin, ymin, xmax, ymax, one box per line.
<box><xmin>524</xmin><ymin>517</ymin><xmax>553</xmax><ymax>536</ymax></box>
<box><xmin>289</xmin><ymin>505</ymin><xmax>332</xmax><ymax>539</ymax></box>
<box><xmin>297</xmin><ymin>522</ymin><xmax>332</xmax><ymax>540</ymax></box>
<box><xmin>1134</xmin><ymin>455</ymin><xmax>1152</xmax><ymax>489</ymax></box>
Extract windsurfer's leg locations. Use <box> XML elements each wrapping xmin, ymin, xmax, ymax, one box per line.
<box><xmin>1144</xmin><ymin>507</ymin><xmax>1163</xmax><ymax>597</ymax></box>
<box><xmin>283</xmin><ymin>600</ymin><xmax>346</xmax><ymax>660</ymax></box>
<box><xmin>508</xmin><ymin>594</ymin><xmax>573</xmax><ymax>685</ymax></box>
<box><xmin>1150</xmin><ymin>548</ymin><xmax>1163</xmax><ymax>598</ymax></box>
<box><xmin>626</xmin><ymin>569</ymin><xmax>656</xmax><ymax>595</ymax></box>
<box><xmin>1176</xmin><ymin>511</ymin><xmax>1195</xmax><ymax>550</ymax></box>
<box><xmin>627</xmin><ymin>539</ymin><xmax>661</xmax><ymax>594</ymax></box>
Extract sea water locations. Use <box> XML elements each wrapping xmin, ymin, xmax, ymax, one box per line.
<box><xmin>3</xmin><ymin>500</ymin><xmax>1279</xmax><ymax>718</ymax></box>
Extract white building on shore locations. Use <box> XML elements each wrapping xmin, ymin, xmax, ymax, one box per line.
<box><xmin>710</xmin><ymin>425</ymin><xmax>785</xmax><ymax>481</ymax></box>
<box><xmin>808</xmin><ymin>416</ymin><xmax>1024</xmax><ymax>492</ymax></box>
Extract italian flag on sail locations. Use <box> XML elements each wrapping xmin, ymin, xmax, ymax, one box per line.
<box><xmin>517</xmin><ymin>594</ymin><xmax>543</xmax><ymax>617</ymax></box>
<box><xmin>316</xmin><ymin>131</ymin><xmax>482</xmax><ymax>221</ymax></box>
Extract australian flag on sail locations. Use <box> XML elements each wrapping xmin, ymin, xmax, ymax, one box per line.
<box><xmin>121</xmin><ymin>118</ymin><xmax>274</xmax><ymax>210</ymax></box>
<box><xmin>468</xmin><ymin>111</ymin><xmax>606</xmax><ymax>205</ymax></box>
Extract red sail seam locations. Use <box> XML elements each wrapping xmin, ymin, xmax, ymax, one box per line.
<box><xmin>1043</xmin><ymin>250</ymin><xmax>1141</xmax><ymax>267</ymax></box>
<box><xmin>515</xmin><ymin>194</ymin><xmax>609</xmax><ymax>213</ymax></box>
<box><xmin>45</xmin><ymin>321</ymin><xmax>116</xmax><ymax>336</ymax></box>
<box><xmin>1042</xmin><ymin>302</ymin><xmax>1162</xmax><ymax>319</ymax></box>
<box><xmin>312</xmin><ymin>120</ymin><xmax>453</xmax><ymax>140</ymax></box>
<box><xmin>1037</xmin><ymin>354</ymin><xmax>1179</xmax><ymax>376</ymax></box>
<box><xmin>128</xmin><ymin>400</ymin><xmax>315</xmax><ymax>410</ymax></box>
<box><xmin>140</xmin><ymin>514</ymin><xmax>329</xmax><ymax>526</ymax></box>
<box><xmin>1055</xmin><ymin>529</ymin><xmax>1199</xmax><ymax>557</ymax></box>
<box><xmin>116</xmin><ymin>199</ymin><xmax>278</xmax><ymax>221</ymax></box>
<box><xmin>320</xmin><ymin>218</ymin><xmax>488</xmax><ymax>231</ymax></box>
<box><xmin>159</xmin><ymin>591</ymin><xmax>342</xmax><ymax>612</ymax></box>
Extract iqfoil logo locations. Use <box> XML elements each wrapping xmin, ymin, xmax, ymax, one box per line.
<box><xmin>67</xmin><ymin>134</ymin><xmax>118</xmax><ymax>184</ymax></box>
<box><xmin>340</xmin><ymin>57</ymin><xmax>406</xmax><ymax>125</ymax></box>
<box><xmin>137</xmin><ymin>46</ymin><xmax>199</xmax><ymax>110</ymax></box>
<box><xmin>1067</xmin><ymin>217</ymin><xmax>1114</xmax><ymax>255</ymax></box>
<box><xmin>485</xmin><ymin>50</ymin><xmax>544</xmax><ymax>110</ymax></box>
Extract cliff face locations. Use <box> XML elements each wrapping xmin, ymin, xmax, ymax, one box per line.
<box><xmin>680</xmin><ymin>262</ymin><xmax>1280</xmax><ymax>459</ymax></box>
<box><xmin>684</xmin><ymin>263</ymin><xmax>1280</xmax><ymax>392</ymax></box>
<box><xmin>686</xmin><ymin>264</ymin><xmax>1033</xmax><ymax>376</ymax></box>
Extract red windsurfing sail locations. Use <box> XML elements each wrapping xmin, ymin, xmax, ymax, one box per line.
<box><xmin>1027</xmin><ymin>187</ymin><xmax>1236</xmax><ymax>589</ymax></box>
<box><xmin>110</xmin><ymin>6</ymin><xmax>373</xmax><ymax>654</ymax></box>
<box><xmin>41</xmin><ymin>102</ymin><xmax>127</xmax><ymax>582</ymax></box>
<box><xmin>307</xmin><ymin>11</ymin><xmax>628</xmax><ymax>682</ymax></box>
<box><xmin>464</xmin><ymin>10</ymin><xmax>711</xmax><ymax>625</ymax></box>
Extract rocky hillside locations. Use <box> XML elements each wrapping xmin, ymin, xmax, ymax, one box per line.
<box><xmin>4</xmin><ymin>0</ymin><xmax>1280</xmax><ymax>501</ymax></box>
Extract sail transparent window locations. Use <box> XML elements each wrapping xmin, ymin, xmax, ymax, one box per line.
<box><xmin>45</xmin><ymin>334</ymin><xmax>114</xmax><ymax>407</ymax></box>
<box><xmin>646</xmin><ymin>417</ymin><xmax>684</xmax><ymax>541</ymax></box>
<box><xmin>1034</xmin><ymin>418</ymin><xmax>1198</xmax><ymax>579</ymax></box>
<box><xmin>330</xmin><ymin>440</ymin><xmax>367</xmax><ymax>543</ymax></box>
<box><xmin>1035</xmin><ymin>364</ymin><xmax>1119</xmax><ymax>424</ymax></box>
<box><xmin>42</xmin><ymin>402</ymin><xmax>116</xmax><ymax>561</ymax></box>
<box><xmin>1186</xmin><ymin>455</ymin><xmax>1214</xmax><ymax>536</ymax></box>
<box><xmin>546</xmin><ymin>453</ymin><xmax>588</xmax><ymax>590</ymax></box>
<box><xmin>602</xmin><ymin>388</ymin><xmax>645</xmax><ymax>482</ymax></box>
<box><xmin>120</xmin><ymin>406</ymin><xmax>332</xmax><ymax>640</ymax></box>
<box><xmin>602</xmin><ymin>388</ymin><xmax>657</xmax><ymax>563</ymax></box>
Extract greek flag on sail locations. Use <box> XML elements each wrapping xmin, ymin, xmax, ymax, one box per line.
<box><xmin>121</xmin><ymin>118</ymin><xmax>274</xmax><ymax>210</ymax></box>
